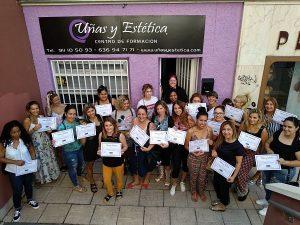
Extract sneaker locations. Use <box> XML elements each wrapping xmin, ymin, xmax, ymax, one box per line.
<box><xmin>259</xmin><ymin>206</ymin><xmax>268</xmax><ymax>216</ymax></box>
<box><xmin>256</xmin><ymin>199</ymin><xmax>269</xmax><ymax>206</ymax></box>
<box><xmin>28</xmin><ymin>200</ymin><xmax>39</xmax><ymax>209</ymax></box>
<box><xmin>170</xmin><ymin>185</ymin><xmax>176</xmax><ymax>196</ymax></box>
<box><xmin>180</xmin><ymin>182</ymin><xmax>186</xmax><ymax>192</ymax></box>
<box><xmin>13</xmin><ymin>210</ymin><xmax>21</xmax><ymax>222</ymax></box>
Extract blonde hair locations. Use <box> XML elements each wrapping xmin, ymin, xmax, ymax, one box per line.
<box><xmin>115</xmin><ymin>95</ymin><xmax>131</xmax><ymax>110</ymax></box>
<box><xmin>243</xmin><ymin>108</ymin><xmax>264</xmax><ymax>129</ymax></box>
<box><xmin>234</xmin><ymin>94</ymin><xmax>250</xmax><ymax>109</ymax></box>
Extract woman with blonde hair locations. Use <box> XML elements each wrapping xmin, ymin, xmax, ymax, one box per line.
<box><xmin>235</xmin><ymin>108</ymin><xmax>268</xmax><ymax>201</ymax></box>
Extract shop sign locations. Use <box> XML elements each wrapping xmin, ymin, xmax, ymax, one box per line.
<box><xmin>277</xmin><ymin>31</ymin><xmax>300</xmax><ymax>50</ymax></box>
<box><xmin>39</xmin><ymin>16</ymin><xmax>205</xmax><ymax>54</ymax></box>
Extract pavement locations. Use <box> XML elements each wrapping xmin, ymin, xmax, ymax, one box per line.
<box><xmin>2</xmin><ymin>160</ymin><xmax>266</xmax><ymax>225</ymax></box>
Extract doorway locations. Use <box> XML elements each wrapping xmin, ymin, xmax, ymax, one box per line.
<box><xmin>160</xmin><ymin>58</ymin><xmax>200</xmax><ymax>99</ymax></box>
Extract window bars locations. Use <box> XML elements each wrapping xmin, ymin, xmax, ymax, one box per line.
<box><xmin>51</xmin><ymin>59</ymin><xmax>129</xmax><ymax>116</ymax></box>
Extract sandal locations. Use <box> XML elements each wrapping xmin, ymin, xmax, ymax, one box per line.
<box><xmin>116</xmin><ymin>191</ymin><xmax>123</xmax><ymax>199</ymax></box>
<box><xmin>211</xmin><ymin>200</ymin><xmax>221</xmax><ymax>206</ymax></box>
<box><xmin>210</xmin><ymin>204</ymin><xmax>226</xmax><ymax>212</ymax></box>
<box><xmin>73</xmin><ymin>185</ymin><xmax>87</xmax><ymax>193</ymax></box>
<box><xmin>104</xmin><ymin>195</ymin><xmax>113</xmax><ymax>203</ymax></box>
<box><xmin>238</xmin><ymin>189</ymin><xmax>249</xmax><ymax>201</ymax></box>
<box><xmin>200</xmin><ymin>194</ymin><xmax>207</xmax><ymax>202</ymax></box>
<box><xmin>90</xmin><ymin>184</ymin><xmax>98</xmax><ymax>193</ymax></box>
<box><xmin>126</xmin><ymin>182</ymin><xmax>140</xmax><ymax>189</ymax></box>
<box><xmin>141</xmin><ymin>183</ymin><xmax>149</xmax><ymax>189</ymax></box>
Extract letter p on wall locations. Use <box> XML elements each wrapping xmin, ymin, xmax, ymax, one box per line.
<box><xmin>276</xmin><ymin>31</ymin><xmax>289</xmax><ymax>50</ymax></box>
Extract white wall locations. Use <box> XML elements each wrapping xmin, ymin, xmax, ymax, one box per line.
<box><xmin>233</xmin><ymin>1</ymin><xmax>300</xmax><ymax>104</ymax></box>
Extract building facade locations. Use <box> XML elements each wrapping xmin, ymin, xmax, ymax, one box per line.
<box><xmin>21</xmin><ymin>1</ymin><xmax>243</xmax><ymax>114</ymax></box>
<box><xmin>233</xmin><ymin>1</ymin><xmax>300</xmax><ymax>116</ymax></box>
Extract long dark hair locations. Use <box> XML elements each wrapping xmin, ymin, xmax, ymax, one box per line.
<box><xmin>153</xmin><ymin>100</ymin><xmax>169</xmax><ymax>117</ymax></box>
<box><xmin>0</xmin><ymin>120</ymin><xmax>32</xmax><ymax>147</ymax></box>
<box><xmin>172</xmin><ymin>100</ymin><xmax>190</xmax><ymax>128</ymax></box>
<box><xmin>214</xmin><ymin>120</ymin><xmax>238</xmax><ymax>151</ymax></box>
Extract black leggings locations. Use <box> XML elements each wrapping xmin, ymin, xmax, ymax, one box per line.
<box><xmin>171</xmin><ymin>144</ymin><xmax>188</xmax><ymax>178</ymax></box>
<box><xmin>213</xmin><ymin>172</ymin><xmax>231</xmax><ymax>205</ymax></box>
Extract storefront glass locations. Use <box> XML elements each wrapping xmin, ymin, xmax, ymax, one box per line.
<box><xmin>265</xmin><ymin>62</ymin><xmax>300</xmax><ymax>117</ymax></box>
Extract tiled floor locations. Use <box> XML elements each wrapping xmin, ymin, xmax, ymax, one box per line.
<box><xmin>3</xmin><ymin>161</ymin><xmax>266</xmax><ymax>225</ymax></box>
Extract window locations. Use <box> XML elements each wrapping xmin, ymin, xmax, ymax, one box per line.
<box><xmin>51</xmin><ymin>59</ymin><xmax>129</xmax><ymax>116</ymax></box>
<box><xmin>260</xmin><ymin>58</ymin><xmax>300</xmax><ymax>117</ymax></box>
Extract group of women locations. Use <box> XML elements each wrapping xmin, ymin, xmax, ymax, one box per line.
<box><xmin>0</xmin><ymin>74</ymin><xmax>299</xmax><ymax>222</ymax></box>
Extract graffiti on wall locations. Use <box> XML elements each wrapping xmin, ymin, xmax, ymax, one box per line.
<box><xmin>237</xmin><ymin>74</ymin><xmax>257</xmax><ymax>86</ymax></box>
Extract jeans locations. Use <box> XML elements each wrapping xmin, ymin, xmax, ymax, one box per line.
<box><xmin>262</xmin><ymin>168</ymin><xmax>296</xmax><ymax>201</ymax></box>
<box><xmin>62</xmin><ymin>148</ymin><xmax>84</xmax><ymax>186</ymax></box>
<box><xmin>8</xmin><ymin>172</ymin><xmax>33</xmax><ymax>210</ymax></box>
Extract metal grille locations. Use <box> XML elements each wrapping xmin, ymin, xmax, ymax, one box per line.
<box><xmin>176</xmin><ymin>58</ymin><xmax>199</xmax><ymax>98</ymax></box>
<box><xmin>50</xmin><ymin>59</ymin><xmax>129</xmax><ymax>116</ymax></box>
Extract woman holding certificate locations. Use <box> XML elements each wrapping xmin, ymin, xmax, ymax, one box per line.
<box><xmin>95</xmin><ymin>85</ymin><xmax>116</xmax><ymax>117</ymax></box>
<box><xmin>57</xmin><ymin>105</ymin><xmax>86</xmax><ymax>193</ymax></box>
<box><xmin>184</xmin><ymin>107</ymin><xmax>213</xmax><ymax>202</ymax></box>
<box><xmin>127</xmin><ymin>105</ymin><xmax>156</xmax><ymax>189</ymax></box>
<box><xmin>170</xmin><ymin>101</ymin><xmax>195</xmax><ymax>196</ymax></box>
<box><xmin>0</xmin><ymin>121</ymin><xmax>39</xmax><ymax>222</ymax></box>
<box><xmin>152</xmin><ymin>100</ymin><xmax>174</xmax><ymax>186</ymax></box>
<box><xmin>23</xmin><ymin>101</ymin><xmax>60</xmax><ymax>184</ymax></box>
<box><xmin>236</xmin><ymin>109</ymin><xmax>268</xmax><ymax>201</ymax></box>
<box><xmin>83</xmin><ymin>104</ymin><xmax>103</xmax><ymax>193</ymax></box>
<box><xmin>98</xmin><ymin>117</ymin><xmax>128</xmax><ymax>202</ymax></box>
<box><xmin>256</xmin><ymin>117</ymin><xmax>300</xmax><ymax>216</ymax></box>
<box><xmin>210</xmin><ymin>121</ymin><xmax>244</xmax><ymax>212</ymax></box>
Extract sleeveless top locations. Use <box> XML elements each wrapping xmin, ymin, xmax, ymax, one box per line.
<box><xmin>152</xmin><ymin>116</ymin><xmax>174</xmax><ymax>131</ymax></box>
<box><xmin>101</xmin><ymin>133</ymin><xmax>124</xmax><ymax>167</ymax></box>
<box><xmin>245</xmin><ymin>125</ymin><xmax>266</xmax><ymax>154</ymax></box>
<box><xmin>5</xmin><ymin>139</ymin><xmax>32</xmax><ymax>174</ymax></box>
<box><xmin>51</xmin><ymin>111</ymin><xmax>64</xmax><ymax>128</ymax></box>
<box><xmin>270</xmin><ymin>130</ymin><xmax>300</xmax><ymax>169</ymax></box>
<box><xmin>96</xmin><ymin>97</ymin><xmax>116</xmax><ymax>112</ymax></box>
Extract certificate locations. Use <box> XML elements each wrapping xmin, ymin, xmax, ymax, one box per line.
<box><xmin>37</xmin><ymin>117</ymin><xmax>57</xmax><ymax>132</ymax></box>
<box><xmin>95</xmin><ymin>104</ymin><xmax>112</xmax><ymax>117</ymax></box>
<box><xmin>51</xmin><ymin>129</ymin><xmax>75</xmax><ymax>147</ymax></box>
<box><xmin>129</xmin><ymin>125</ymin><xmax>150</xmax><ymax>147</ymax></box>
<box><xmin>100</xmin><ymin>142</ymin><xmax>122</xmax><ymax>157</ymax></box>
<box><xmin>272</xmin><ymin>109</ymin><xmax>297</xmax><ymax>125</ymax></box>
<box><xmin>225</xmin><ymin>105</ymin><xmax>244</xmax><ymax>122</ymax></box>
<box><xmin>16</xmin><ymin>160</ymin><xmax>38</xmax><ymax>176</ymax></box>
<box><xmin>150</xmin><ymin>131</ymin><xmax>168</xmax><ymax>145</ymax></box>
<box><xmin>167</xmin><ymin>104</ymin><xmax>173</xmax><ymax>116</ymax></box>
<box><xmin>207</xmin><ymin>108</ymin><xmax>214</xmax><ymax>120</ymax></box>
<box><xmin>167</xmin><ymin>128</ymin><xmax>187</xmax><ymax>145</ymax></box>
<box><xmin>238</xmin><ymin>131</ymin><xmax>261</xmax><ymax>151</ymax></box>
<box><xmin>187</xmin><ymin>103</ymin><xmax>207</xmax><ymax>118</ymax></box>
<box><xmin>255</xmin><ymin>154</ymin><xmax>281</xmax><ymax>171</ymax></box>
<box><xmin>189</xmin><ymin>139</ymin><xmax>209</xmax><ymax>153</ymax></box>
<box><xmin>76</xmin><ymin>123</ymin><xmax>96</xmax><ymax>139</ymax></box>
<box><xmin>207</xmin><ymin>120</ymin><xmax>222</xmax><ymax>135</ymax></box>
<box><xmin>211</xmin><ymin>157</ymin><xmax>235</xmax><ymax>179</ymax></box>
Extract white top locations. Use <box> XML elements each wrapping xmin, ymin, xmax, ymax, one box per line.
<box><xmin>5</xmin><ymin>139</ymin><xmax>32</xmax><ymax>174</ymax></box>
<box><xmin>137</xmin><ymin>96</ymin><xmax>158</xmax><ymax>118</ymax></box>
<box><xmin>51</xmin><ymin>111</ymin><xmax>63</xmax><ymax>127</ymax></box>
<box><xmin>266</xmin><ymin>183</ymin><xmax>300</xmax><ymax>201</ymax></box>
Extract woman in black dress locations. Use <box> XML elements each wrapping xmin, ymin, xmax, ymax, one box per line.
<box><xmin>162</xmin><ymin>74</ymin><xmax>188</xmax><ymax>103</ymax></box>
<box><xmin>83</xmin><ymin>103</ymin><xmax>103</xmax><ymax>193</ymax></box>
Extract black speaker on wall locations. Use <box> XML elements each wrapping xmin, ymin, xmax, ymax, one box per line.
<box><xmin>201</xmin><ymin>78</ymin><xmax>214</xmax><ymax>95</ymax></box>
